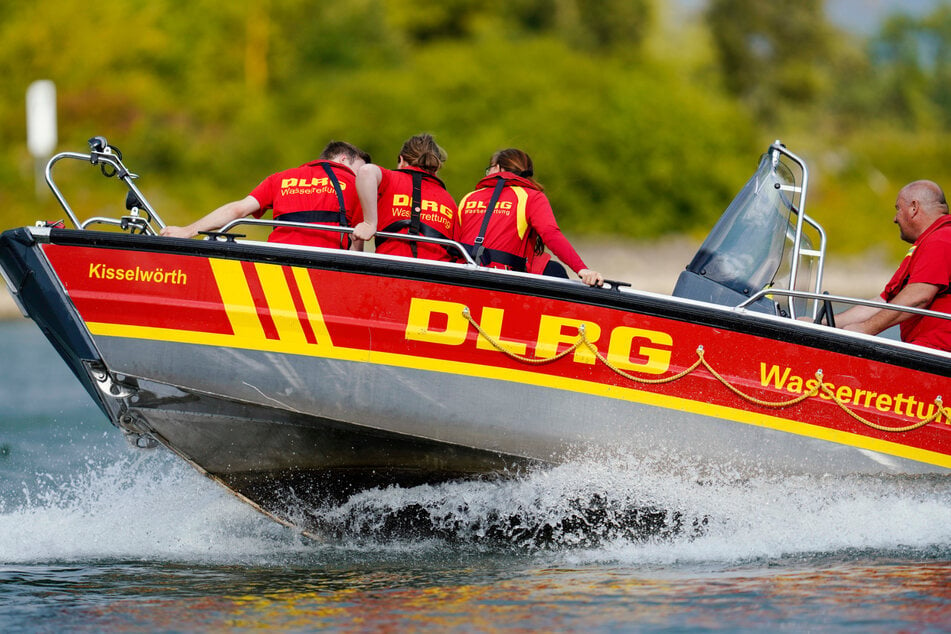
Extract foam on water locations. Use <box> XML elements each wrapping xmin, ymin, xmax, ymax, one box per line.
<box><xmin>0</xmin><ymin>450</ymin><xmax>310</xmax><ymax>564</ymax></box>
<box><xmin>316</xmin><ymin>451</ymin><xmax>951</xmax><ymax>563</ymax></box>
<box><xmin>1</xmin><ymin>444</ymin><xmax>948</xmax><ymax>566</ymax></box>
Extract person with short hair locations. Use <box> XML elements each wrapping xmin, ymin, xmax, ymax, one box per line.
<box><xmin>351</xmin><ymin>133</ymin><xmax>458</xmax><ymax>261</ymax></box>
<box><xmin>161</xmin><ymin>141</ymin><xmax>370</xmax><ymax>249</ymax></box>
<box><xmin>455</xmin><ymin>148</ymin><xmax>603</xmax><ymax>286</ymax></box>
<box><xmin>834</xmin><ymin>179</ymin><xmax>951</xmax><ymax>350</ymax></box>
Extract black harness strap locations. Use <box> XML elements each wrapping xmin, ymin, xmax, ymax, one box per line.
<box><xmin>278</xmin><ymin>210</ymin><xmax>346</xmax><ymax>224</ymax></box>
<box><xmin>374</xmin><ymin>169</ymin><xmax>454</xmax><ymax>258</ymax></box>
<box><xmin>475</xmin><ymin>246</ymin><xmax>527</xmax><ymax>271</ymax></box>
<box><xmin>272</xmin><ymin>162</ymin><xmax>350</xmax><ymax>247</ymax></box>
<box><xmin>395</xmin><ymin>168</ymin><xmax>448</xmax><ymax>190</ymax></box>
<box><xmin>471</xmin><ymin>178</ymin><xmax>508</xmax><ymax>266</ymax></box>
<box><xmin>320</xmin><ymin>162</ymin><xmax>349</xmax><ymax>248</ymax></box>
<box><xmin>378</xmin><ymin>219</ymin><xmax>451</xmax><ymax>241</ymax></box>
<box><xmin>408</xmin><ymin>171</ymin><xmax>424</xmax><ymax>257</ymax></box>
<box><xmin>376</xmin><ymin>219</ymin><xmax>455</xmax><ymax>259</ymax></box>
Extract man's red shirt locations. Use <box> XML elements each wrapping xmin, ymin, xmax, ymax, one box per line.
<box><xmin>881</xmin><ymin>214</ymin><xmax>951</xmax><ymax>351</ymax></box>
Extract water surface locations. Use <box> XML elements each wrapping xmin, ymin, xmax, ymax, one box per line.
<box><xmin>1</xmin><ymin>319</ymin><xmax>949</xmax><ymax>632</ymax></box>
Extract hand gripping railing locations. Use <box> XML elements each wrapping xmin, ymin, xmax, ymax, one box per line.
<box><xmin>215</xmin><ymin>217</ymin><xmax>478</xmax><ymax>265</ymax></box>
<box><xmin>45</xmin><ymin>136</ymin><xmax>166</xmax><ymax>234</ymax></box>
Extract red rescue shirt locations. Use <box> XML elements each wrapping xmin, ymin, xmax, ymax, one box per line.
<box><xmin>249</xmin><ymin>160</ymin><xmax>362</xmax><ymax>249</ymax></box>
<box><xmin>881</xmin><ymin>214</ymin><xmax>951</xmax><ymax>351</ymax></box>
<box><xmin>455</xmin><ymin>172</ymin><xmax>587</xmax><ymax>274</ymax></box>
<box><xmin>373</xmin><ymin>167</ymin><xmax>458</xmax><ymax>262</ymax></box>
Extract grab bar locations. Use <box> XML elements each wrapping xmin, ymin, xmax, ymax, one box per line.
<box><xmin>739</xmin><ymin>288</ymin><xmax>951</xmax><ymax>322</ymax></box>
<box><xmin>215</xmin><ymin>218</ymin><xmax>477</xmax><ymax>266</ymax></box>
<box><xmin>45</xmin><ymin>137</ymin><xmax>166</xmax><ymax>232</ymax></box>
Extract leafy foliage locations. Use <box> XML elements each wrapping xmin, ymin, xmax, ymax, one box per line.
<box><xmin>2</xmin><ymin>0</ymin><xmax>951</xmax><ymax>262</ymax></box>
<box><xmin>705</xmin><ymin>0</ymin><xmax>832</xmax><ymax>118</ymax></box>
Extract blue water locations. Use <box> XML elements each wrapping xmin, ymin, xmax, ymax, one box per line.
<box><xmin>1</xmin><ymin>318</ymin><xmax>950</xmax><ymax>632</ymax></box>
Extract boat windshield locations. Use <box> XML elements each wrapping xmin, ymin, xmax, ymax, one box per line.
<box><xmin>684</xmin><ymin>152</ymin><xmax>796</xmax><ymax>295</ymax></box>
<box><xmin>671</xmin><ymin>144</ymin><xmax>822</xmax><ymax>316</ymax></box>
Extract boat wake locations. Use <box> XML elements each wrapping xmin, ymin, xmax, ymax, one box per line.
<box><xmin>299</xmin><ymin>453</ymin><xmax>715</xmax><ymax>549</ymax></box>
<box><xmin>302</xmin><ymin>451</ymin><xmax>951</xmax><ymax>561</ymax></box>
<box><xmin>0</xmin><ymin>446</ymin><xmax>949</xmax><ymax>565</ymax></box>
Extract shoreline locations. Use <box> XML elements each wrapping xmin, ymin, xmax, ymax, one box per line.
<box><xmin>571</xmin><ymin>237</ymin><xmax>893</xmax><ymax>299</ymax></box>
<box><xmin>0</xmin><ymin>238</ymin><xmax>893</xmax><ymax>321</ymax></box>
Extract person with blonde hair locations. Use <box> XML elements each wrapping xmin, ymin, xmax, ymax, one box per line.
<box><xmin>455</xmin><ymin>148</ymin><xmax>603</xmax><ymax>286</ymax></box>
<box><xmin>352</xmin><ymin>133</ymin><xmax>458</xmax><ymax>261</ymax></box>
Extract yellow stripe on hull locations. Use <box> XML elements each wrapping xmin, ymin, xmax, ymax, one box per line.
<box><xmin>85</xmin><ymin>320</ymin><xmax>951</xmax><ymax>471</ymax></box>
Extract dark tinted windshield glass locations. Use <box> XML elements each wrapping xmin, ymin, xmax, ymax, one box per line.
<box><xmin>685</xmin><ymin>153</ymin><xmax>796</xmax><ymax>295</ymax></box>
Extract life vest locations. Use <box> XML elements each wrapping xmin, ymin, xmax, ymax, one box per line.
<box><xmin>273</xmin><ymin>161</ymin><xmax>351</xmax><ymax>248</ymax></box>
<box><xmin>883</xmin><ymin>215</ymin><xmax>951</xmax><ymax>301</ymax></box>
<box><xmin>461</xmin><ymin>178</ymin><xmax>522</xmax><ymax>270</ymax></box>
<box><xmin>463</xmin><ymin>176</ymin><xmax>545</xmax><ymax>274</ymax></box>
<box><xmin>375</xmin><ymin>168</ymin><xmax>455</xmax><ymax>258</ymax></box>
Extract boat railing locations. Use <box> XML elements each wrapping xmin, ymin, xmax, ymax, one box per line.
<box><xmin>44</xmin><ymin>136</ymin><xmax>478</xmax><ymax>266</ymax></box>
<box><xmin>45</xmin><ymin>136</ymin><xmax>166</xmax><ymax>234</ymax></box>
<box><xmin>769</xmin><ymin>142</ymin><xmax>828</xmax><ymax>320</ymax></box>
<box><xmin>739</xmin><ymin>287</ymin><xmax>951</xmax><ymax>324</ymax></box>
<box><xmin>39</xmin><ymin>137</ymin><xmax>837</xmax><ymax>300</ymax></box>
<box><xmin>216</xmin><ymin>218</ymin><xmax>478</xmax><ymax>266</ymax></box>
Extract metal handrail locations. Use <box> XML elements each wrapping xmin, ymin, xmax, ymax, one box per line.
<box><xmin>216</xmin><ymin>217</ymin><xmax>478</xmax><ymax>266</ymax></box>
<box><xmin>738</xmin><ymin>288</ymin><xmax>951</xmax><ymax>323</ymax></box>
<box><xmin>767</xmin><ymin>142</ymin><xmax>827</xmax><ymax>320</ymax></box>
<box><xmin>43</xmin><ymin>137</ymin><xmax>475</xmax><ymax>266</ymax></box>
<box><xmin>80</xmin><ymin>215</ymin><xmax>154</xmax><ymax>233</ymax></box>
<box><xmin>45</xmin><ymin>140</ymin><xmax>165</xmax><ymax>233</ymax></box>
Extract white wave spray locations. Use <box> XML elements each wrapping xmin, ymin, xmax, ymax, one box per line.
<box><xmin>0</xmin><ymin>450</ymin><xmax>309</xmax><ymax>564</ymax></box>
<box><xmin>1</xmin><ymin>448</ymin><xmax>949</xmax><ymax>566</ymax></box>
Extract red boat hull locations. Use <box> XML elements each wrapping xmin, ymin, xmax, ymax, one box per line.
<box><xmin>20</xmin><ymin>231</ymin><xmax>951</xmax><ymax>475</ymax></box>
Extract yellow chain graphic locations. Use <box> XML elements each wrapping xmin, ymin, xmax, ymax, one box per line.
<box><xmin>462</xmin><ymin>307</ymin><xmax>583</xmax><ymax>365</ymax></box>
<box><xmin>819</xmin><ymin>385</ymin><xmax>947</xmax><ymax>432</ymax></box>
<box><xmin>462</xmin><ymin>307</ymin><xmax>949</xmax><ymax>433</ymax></box>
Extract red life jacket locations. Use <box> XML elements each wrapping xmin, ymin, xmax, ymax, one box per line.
<box><xmin>374</xmin><ymin>167</ymin><xmax>457</xmax><ymax>261</ymax></box>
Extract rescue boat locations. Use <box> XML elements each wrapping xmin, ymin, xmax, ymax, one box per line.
<box><xmin>2</xmin><ymin>137</ymin><xmax>949</xmax><ymax>534</ymax></box>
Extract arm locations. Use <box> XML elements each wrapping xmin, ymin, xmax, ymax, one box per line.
<box><xmin>529</xmin><ymin>195</ymin><xmax>604</xmax><ymax>286</ymax></box>
<box><xmin>842</xmin><ymin>283</ymin><xmax>939</xmax><ymax>335</ymax></box>
<box><xmin>827</xmin><ymin>298</ymin><xmax>885</xmax><ymax>328</ymax></box>
<box><xmin>352</xmin><ymin>164</ymin><xmax>382</xmax><ymax>242</ymax></box>
<box><xmin>160</xmin><ymin>196</ymin><xmax>260</xmax><ymax>238</ymax></box>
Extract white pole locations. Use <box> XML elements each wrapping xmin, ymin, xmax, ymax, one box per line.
<box><xmin>26</xmin><ymin>80</ymin><xmax>57</xmax><ymax>199</ymax></box>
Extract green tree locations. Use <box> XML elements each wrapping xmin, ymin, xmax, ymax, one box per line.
<box><xmin>866</xmin><ymin>6</ymin><xmax>951</xmax><ymax>130</ymax></box>
<box><xmin>705</xmin><ymin>0</ymin><xmax>833</xmax><ymax>117</ymax></box>
<box><xmin>387</xmin><ymin>0</ymin><xmax>651</xmax><ymax>52</ymax></box>
<box><xmin>0</xmin><ymin>0</ymin><xmax>766</xmax><ymax>242</ymax></box>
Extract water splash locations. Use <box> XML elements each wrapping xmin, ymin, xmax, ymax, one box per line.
<box><xmin>0</xmin><ymin>451</ymin><xmax>308</xmax><ymax>564</ymax></box>
<box><xmin>1</xmin><ymin>448</ymin><xmax>948</xmax><ymax>566</ymax></box>
<box><xmin>311</xmin><ymin>454</ymin><xmax>711</xmax><ymax>548</ymax></box>
<box><xmin>310</xmin><ymin>452</ymin><xmax>951</xmax><ymax>562</ymax></box>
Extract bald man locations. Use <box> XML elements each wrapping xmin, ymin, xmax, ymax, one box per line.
<box><xmin>835</xmin><ymin>180</ymin><xmax>951</xmax><ymax>351</ymax></box>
